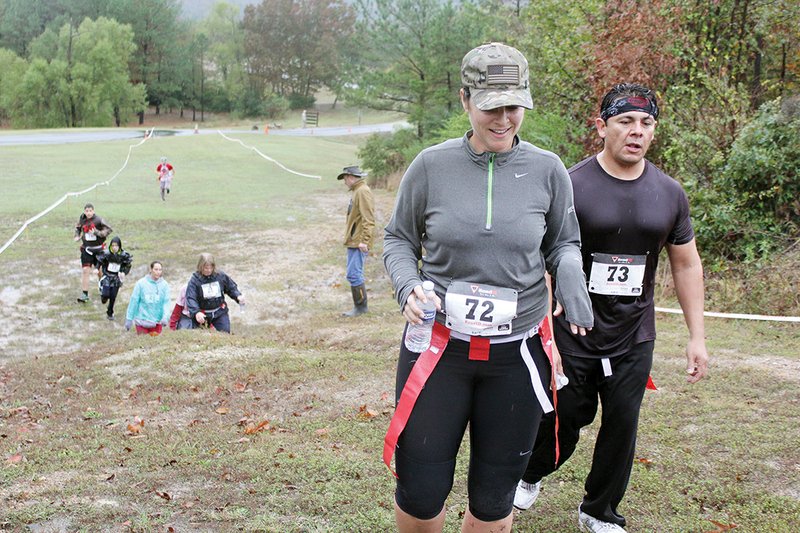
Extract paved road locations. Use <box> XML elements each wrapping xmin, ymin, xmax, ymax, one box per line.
<box><xmin>0</xmin><ymin>122</ymin><xmax>410</xmax><ymax>146</ymax></box>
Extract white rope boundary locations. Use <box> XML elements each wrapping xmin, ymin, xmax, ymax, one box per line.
<box><xmin>217</xmin><ymin>130</ymin><xmax>321</xmax><ymax>179</ymax></box>
<box><xmin>655</xmin><ymin>307</ymin><xmax>800</xmax><ymax>323</ymax></box>
<box><xmin>0</xmin><ymin>128</ymin><xmax>155</xmax><ymax>257</ymax></box>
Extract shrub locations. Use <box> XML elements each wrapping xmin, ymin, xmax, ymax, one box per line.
<box><xmin>234</xmin><ymin>87</ymin><xmax>266</xmax><ymax>118</ymax></box>
<box><xmin>722</xmin><ymin>97</ymin><xmax>800</xmax><ymax>228</ymax></box>
<box><xmin>262</xmin><ymin>92</ymin><xmax>290</xmax><ymax>119</ymax></box>
<box><xmin>288</xmin><ymin>93</ymin><xmax>315</xmax><ymax>110</ymax></box>
<box><xmin>357</xmin><ymin>128</ymin><xmax>423</xmax><ymax>188</ymax></box>
<box><xmin>654</xmin><ymin>79</ymin><xmax>800</xmax><ymax>266</ymax></box>
<box><xmin>681</xmin><ymin>96</ymin><xmax>800</xmax><ymax>265</ymax></box>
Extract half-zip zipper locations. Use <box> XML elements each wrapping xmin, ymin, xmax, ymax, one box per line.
<box><xmin>485</xmin><ymin>154</ymin><xmax>495</xmax><ymax>230</ymax></box>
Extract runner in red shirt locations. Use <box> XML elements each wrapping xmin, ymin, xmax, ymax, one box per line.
<box><xmin>156</xmin><ymin>156</ymin><xmax>174</xmax><ymax>201</ymax></box>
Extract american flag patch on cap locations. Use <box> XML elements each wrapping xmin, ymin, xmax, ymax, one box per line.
<box><xmin>487</xmin><ymin>64</ymin><xmax>519</xmax><ymax>85</ymax></box>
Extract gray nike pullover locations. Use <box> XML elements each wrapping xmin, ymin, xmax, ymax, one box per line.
<box><xmin>384</xmin><ymin>133</ymin><xmax>593</xmax><ymax>333</ymax></box>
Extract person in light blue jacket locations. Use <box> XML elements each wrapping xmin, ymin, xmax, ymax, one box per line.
<box><xmin>125</xmin><ymin>261</ymin><xmax>171</xmax><ymax>335</ymax></box>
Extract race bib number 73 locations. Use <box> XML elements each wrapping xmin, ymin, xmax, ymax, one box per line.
<box><xmin>588</xmin><ymin>253</ymin><xmax>646</xmax><ymax>296</ymax></box>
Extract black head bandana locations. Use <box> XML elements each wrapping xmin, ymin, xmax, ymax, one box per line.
<box><xmin>601</xmin><ymin>95</ymin><xmax>659</xmax><ymax>121</ymax></box>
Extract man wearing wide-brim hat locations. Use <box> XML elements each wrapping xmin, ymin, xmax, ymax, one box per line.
<box><xmin>338</xmin><ymin>165</ymin><xmax>375</xmax><ymax>317</ymax></box>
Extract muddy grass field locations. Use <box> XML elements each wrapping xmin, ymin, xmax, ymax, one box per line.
<box><xmin>1</xmin><ymin>132</ymin><xmax>799</xmax><ymax>531</ymax></box>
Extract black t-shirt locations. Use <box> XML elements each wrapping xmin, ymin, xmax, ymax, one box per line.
<box><xmin>554</xmin><ymin>156</ymin><xmax>694</xmax><ymax>358</ymax></box>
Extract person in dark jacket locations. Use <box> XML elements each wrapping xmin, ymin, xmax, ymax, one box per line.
<box><xmin>96</xmin><ymin>236</ymin><xmax>133</xmax><ymax>320</ymax></box>
<box><xmin>185</xmin><ymin>253</ymin><xmax>245</xmax><ymax>333</ymax></box>
<box><xmin>73</xmin><ymin>203</ymin><xmax>112</xmax><ymax>302</ymax></box>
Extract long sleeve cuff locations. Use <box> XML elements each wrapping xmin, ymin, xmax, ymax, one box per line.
<box><xmin>554</xmin><ymin>253</ymin><xmax>594</xmax><ymax>328</ymax></box>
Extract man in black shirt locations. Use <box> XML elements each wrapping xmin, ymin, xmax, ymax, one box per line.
<box><xmin>515</xmin><ymin>83</ymin><xmax>708</xmax><ymax>532</ymax></box>
<box><xmin>74</xmin><ymin>203</ymin><xmax>112</xmax><ymax>303</ymax></box>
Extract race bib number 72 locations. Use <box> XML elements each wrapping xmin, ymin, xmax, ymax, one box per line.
<box><xmin>445</xmin><ymin>281</ymin><xmax>517</xmax><ymax>336</ymax></box>
<box><xmin>588</xmin><ymin>253</ymin><xmax>646</xmax><ymax>296</ymax></box>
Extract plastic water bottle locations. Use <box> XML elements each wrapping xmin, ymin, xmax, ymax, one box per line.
<box><xmin>404</xmin><ymin>281</ymin><xmax>437</xmax><ymax>353</ymax></box>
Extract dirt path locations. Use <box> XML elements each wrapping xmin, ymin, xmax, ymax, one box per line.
<box><xmin>0</xmin><ymin>187</ymin><xmax>398</xmax><ymax>361</ymax></box>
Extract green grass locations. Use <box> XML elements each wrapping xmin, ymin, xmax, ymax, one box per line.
<box><xmin>1</xmin><ymin>126</ymin><xmax>799</xmax><ymax>531</ymax></box>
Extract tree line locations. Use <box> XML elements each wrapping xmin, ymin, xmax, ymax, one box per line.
<box><xmin>0</xmin><ymin>0</ymin><xmax>798</xmax><ymax>299</ymax></box>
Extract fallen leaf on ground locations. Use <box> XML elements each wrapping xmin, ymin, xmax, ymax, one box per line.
<box><xmin>357</xmin><ymin>404</ymin><xmax>378</xmax><ymax>420</ymax></box>
<box><xmin>244</xmin><ymin>420</ymin><xmax>270</xmax><ymax>435</ymax></box>
<box><xmin>6</xmin><ymin>453</ymin><xmax>25</xmax><ymax>464</ymax></box>
<box><xmin>9</xmin><ymin>406</ymin><xmax>29</xmax><ymax>417</ymax></box>
<box><xmin>215</xmin><ymin>407</ymin><xmax>229</xmax><ymax>415</ymax></box>
<box><xmin>126</xmin><ymin>417</ymin><xmax>145</xmax><ymax>435</ymax></box>
<box><xmin>155</xmin><ymin>490</ymin><xmax>172</xmax><ymax>500</ymax></box>
<box><xmin>705</xmin><ymin>519</ymin><xmax>738</xmax><ymax>532</ymax></box>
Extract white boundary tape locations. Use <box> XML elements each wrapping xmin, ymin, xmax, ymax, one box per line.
<box><xmin>0</xmin><ymin>128</ymin><xmax>154</xmax><ymax>256</ymax></box>
<box><xmin>655</xmin><ymin>307</ymin><xmax>800</xmax><ymax>323</ymax></box>
<box><xmin>217</xmin><ymin>130</ymin><xmax>321</xmax><ymax>179</ymax></box>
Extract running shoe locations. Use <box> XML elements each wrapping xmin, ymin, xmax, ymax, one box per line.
<box><xmin>77</xmin><ymin>294</ymin><xmax>89</xmax><ymax>303</ymax></box>
<box><xmin>578</xmin><ymin>506</ymin><xmax>626</xmax><ymax>532</ymax></box>
<box><xmin>513</xmin><ymin>480</ymin><xmax>541</xmax><ymax>510</ymax></box>
<box><xmin>106</xmin><ymin>314</ymin><xmax>114</xmax><ymax>321</ymax></box>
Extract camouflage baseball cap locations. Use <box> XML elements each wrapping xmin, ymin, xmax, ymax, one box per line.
<box><xmin>461</xmin><ymin>42</ymin><xmax>532</xmax><ymax>111</ymax></box>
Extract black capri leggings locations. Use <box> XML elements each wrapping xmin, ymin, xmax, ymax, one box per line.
<box><xmin>394</xmin><ymin>331</ymin><xmax>551</xmax><ymax>522</ymax></box>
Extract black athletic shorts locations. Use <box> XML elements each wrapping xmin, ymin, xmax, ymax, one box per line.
<box><xmin>394</xmin><ymin>330</ymin><xmax>550</xmax><ymax>522</ymax></box>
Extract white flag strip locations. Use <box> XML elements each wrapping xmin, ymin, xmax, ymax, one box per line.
<box><xmin>217</xmin><ymin>131</ymin><xmax>321</xmax><ymax>180</ymax></box>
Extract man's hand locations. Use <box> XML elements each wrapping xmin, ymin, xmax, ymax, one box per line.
<box><xmin>74</xmin><ymin>235</ymin><xmax>81</xmax><ymax>242</ymax></box>
<box><xmin>685</xmin><ymin>338</ymin><xmax>708</xmax><ymax>383</ymax></box>
<box><xmin>358</xmin><ymin>243</ymin><xmax>369</xmax><ymax>253</ymax></box>
<box><xmin>195</xmin><ymin>311</ymin><xmax>206</xmax><ymax>324</ymax></box>
<box><xmin>553</xmin><ymin>300</ymin><xmax>590</xmax><ymax>336</ymax></box>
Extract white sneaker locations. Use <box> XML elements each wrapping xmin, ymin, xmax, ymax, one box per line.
<box><xmin>513</xmin><ymin>480</ymin><xmax>541</xmax><ymax>510</ymax></box>
<box><xmin>578</xmin><ymin>506</ymin><xmax>626</xmax><ymax>532</ymax></box>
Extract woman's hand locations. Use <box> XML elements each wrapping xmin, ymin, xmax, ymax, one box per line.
<box><xmin>402</xmin><ymin>285</ymin><xmax>441</xmax><ymax>325</ymax></box>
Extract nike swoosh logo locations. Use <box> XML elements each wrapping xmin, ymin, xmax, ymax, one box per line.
<box><xmin>519</xmin><ymin>450</ymin><xmax>532</xmax><ymax>456</ymax></box>
<box><xmin>515</xmin><ymin>172</ymin><xmax>528</xmax><ymax>178</ymax></box>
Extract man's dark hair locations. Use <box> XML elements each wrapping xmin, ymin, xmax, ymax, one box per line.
<box><xmin>84</xmin><ymin>203</ymin><xmax>94</xmax><ymax>210</ymax></box>
<box><xmin>600</xmin><ymin>83</ymin><xmax>659</xmax><ymax>120</ymax></box>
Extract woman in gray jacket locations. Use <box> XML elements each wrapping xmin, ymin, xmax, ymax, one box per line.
<box><xmin>382</xmin><ymin>42</ymin><xmax>593</xmax><ymax>533</ymax></box>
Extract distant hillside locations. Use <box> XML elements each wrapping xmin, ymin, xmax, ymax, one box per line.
<box><xmin>178</xmin><ymin>0</ymin><xmax>253</xmax><ymax>20</ymax></box>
